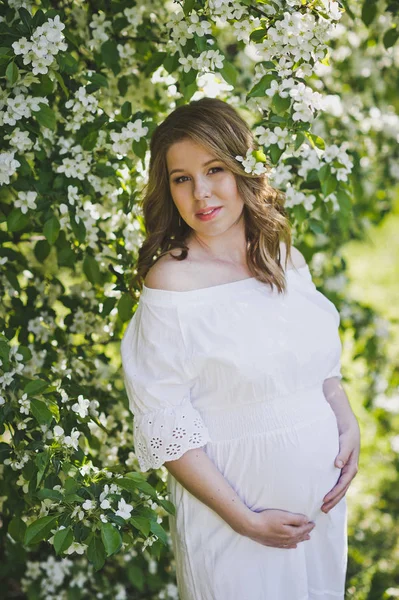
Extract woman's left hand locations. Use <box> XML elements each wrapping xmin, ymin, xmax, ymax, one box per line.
<box><xmin>321</xmin><ymin>421</ymin><xmax>360</xmax><ymax>513</ymax></box>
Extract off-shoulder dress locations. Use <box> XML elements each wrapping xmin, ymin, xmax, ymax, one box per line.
<box><xmin>120</xmin><ymin>264</ymin><xmax>348</xmax><ymax>600</ymax></box>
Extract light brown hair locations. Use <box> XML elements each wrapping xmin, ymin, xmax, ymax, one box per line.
<box><xmin>131</xmin><ymin>97</ymin><xmax>293</xmax><ymax>294</ymax></box>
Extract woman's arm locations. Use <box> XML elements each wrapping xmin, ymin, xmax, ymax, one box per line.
<box><xmin>323</xmin><ymin>376</ymin><xmax>358</xmax><ymax>433</ymax></box>
<box><xmin>165</xmin><ymin>447</ymin><xmax>316</xmax><ymax>548</ymax></box>
<box><xmin>165</xmin><ymin>448</ymin><xmax>254</xmax><ymax>534</ymax></box>
<box><xmin>321</xmin><ymin>377</ymin><xmax>360</xmax><ymax>512</ymax></box>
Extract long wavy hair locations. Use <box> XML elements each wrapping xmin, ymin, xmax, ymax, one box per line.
<box><xmin>132</xmin><ymin>97</ymin><xmax>293</xmax><ymax>294</ymax></box>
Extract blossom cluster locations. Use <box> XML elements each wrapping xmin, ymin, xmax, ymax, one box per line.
<box><xmin>178</xmin><ymin>49</ymin><xmax>225</xmax><ymax>73</ymax></box>
<box><xmin>56</xmin><ymin>144</ymin><xmax>92</xmax><ymax>180</ymax></box>
<box><xmin>235</xmin><ymin>149</ymin><xmax>268</xmax><ymax>176</ymax></box>
<box><xmin>0</xmin><ymin>150</ymin><xmax>20</xmax><ymax>186</ymax></box>
<box><xmin>12</xmin><ymin>15</ymin><xmax>67</xmax><ymax>76</ymax></box>
<box><xmin>110</xmin><ymin>119</ymin><xmax>149</xmax><ymax>155</ymax></box>
<box><xmin>0</xmin><ymin>88</ymin><xmax>49</xmax><ymax>127</ymax></box>
<box><xmin>256</xmin><ymin>9</ymin><xmax>342</xmax><ymax>67</ymax></box>
<box><xmin>64</xmin><ymin>86</ymin><xmax>99</xmax><ymax>132</ymax></box>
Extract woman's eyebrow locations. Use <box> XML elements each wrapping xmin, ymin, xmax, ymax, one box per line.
<box><xmin>169</xmin><ymin>158</ymin><xmax>220</xmax><ymax>177</ymax></box>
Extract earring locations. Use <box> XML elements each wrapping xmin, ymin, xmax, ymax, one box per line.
<box><xmin>178</xmin><ymin>215</ymin><xmax>182</xmax><ymax>226</ymax></box>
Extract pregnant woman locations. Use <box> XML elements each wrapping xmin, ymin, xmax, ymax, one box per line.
<box><xmin>120</xmin><ymin>97</ymin><xmax>360</xmax><ymax>599</ymax></box>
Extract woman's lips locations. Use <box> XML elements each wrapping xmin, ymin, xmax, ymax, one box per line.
<box><xmin>195</xmin><ymin>207</ymin><xmax>222</xmax><ymax>221</ymax></box>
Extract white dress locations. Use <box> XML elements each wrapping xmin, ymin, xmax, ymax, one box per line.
<box><xmin>120</xmin><ymin>264</ymin><xmax>348</xmax><ymax>600</ymax></box>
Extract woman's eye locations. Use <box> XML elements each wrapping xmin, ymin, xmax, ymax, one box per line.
<box><xmin>174</xmin><ymin>167</ymin><xmax>223</xmax><ymax>184</ymax></box>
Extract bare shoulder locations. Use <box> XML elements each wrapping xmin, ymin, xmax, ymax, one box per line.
<box><xmin>143</xmin><ymin>251</ymin><xmax>195</xmax><ymax>291</ymax></box>
<box><xmin>279</xmin><ymin>241</ymin><xmax>307</xmax><ymax>270</ymax></box>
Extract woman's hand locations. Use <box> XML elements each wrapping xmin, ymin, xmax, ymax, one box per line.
<box><xmin>321</xmin><ymin>420</ymin><xmax>360</xmax><ymax>513</ymax></box>
<box><xmin>242</xmin><ymin>509</ymin><xmax>315</xmax><ymax>549</ymax></box>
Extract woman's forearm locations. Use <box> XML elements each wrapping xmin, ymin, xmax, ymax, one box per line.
<box><xmin>165</xmin><ymin>447</ymin><xmax>255</xmax><ymax>535</ymax></box>
<box><xmin>322</xmin><ymin>377</ymin><xmax>358</xmax><ymax>433</ymax></box>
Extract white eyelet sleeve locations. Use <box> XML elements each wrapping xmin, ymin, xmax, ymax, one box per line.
<box><xmin>120</xmin><ymin>299</ymin><xmax>211</xmax><ymax>472</ymax></box>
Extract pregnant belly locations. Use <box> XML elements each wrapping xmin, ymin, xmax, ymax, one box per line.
<box><xmin>205</xmin><ymin>406</ymin><xmax>341</xmax><ymax>521</ymax></box>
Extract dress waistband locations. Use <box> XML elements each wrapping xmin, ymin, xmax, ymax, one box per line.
<box><xmin>199</xmin><ymin>385</ymin><xmax>334</xmax><ymax>442</ymax></box>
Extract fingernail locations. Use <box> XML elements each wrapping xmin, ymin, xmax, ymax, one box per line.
<box><xmin>336</xmin><ymin>460</ymin><xmax>343</xmax><ymax>467</ymax></box>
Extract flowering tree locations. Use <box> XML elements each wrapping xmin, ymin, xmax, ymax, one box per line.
<box><xmin>1</xmin><ymin>0</ymin><xmax>398</xmax><ymax>598</ymax></box>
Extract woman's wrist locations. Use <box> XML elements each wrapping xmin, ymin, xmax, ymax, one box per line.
<box><xmin>337</xmin><ymin>414</ymin><xmax>360</xmax><ymax>435</ymax></box>
<box><xmin>234</xmin><ymin>508</ymin><xmax>258</xmax><ymax>537</ymax></box>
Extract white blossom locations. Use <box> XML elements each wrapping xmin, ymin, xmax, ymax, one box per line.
<box><xmin>5</xmin><ymin>128</ymin><xmax>33</xmax><ymax>152</ymax></box>
<box><xmin>235</xmin><ymin>150</ymin><xmax>267</xmax><ymax>175</ymax></box>
<box><xmin>115</xmin><ymin>497</ymin><xmax>133</xmax><ymax>519</ymax></box>
<box><xmin>15</xmin><ymin>191</ymin><xmax>37</xmax><ymax>214</ymax></box>
<box><xmin>71</xmin><ymin>395</ymin><xmax>90</xmax><ymax>419</ymax></box>
<box><xmin>18</xmin><ymin>393</ymin><xmax>30</xmax><ymax>415</ymax></box>
<box><xmin>0</xmin><ymin>151</ymin><xmax>20</xmax><ymax>185</ymax></box>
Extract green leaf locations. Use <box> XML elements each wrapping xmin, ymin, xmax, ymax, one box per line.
<box><xmin>30</xmin><ymin>398</ymin><xmax>53</xmax><ymax>427</ymax></box>
<box><xmin>361</xmin><ymin>1</ymin><xmax>378</xmax><ymax>26</ymax></box>
<box><xmin>305</xmin><ymin>132</ymin><xmax>325</xmax><ymax>150</ymax></box>
<box><xmin>317</xmin><ymin>164</ymin><xmax>330</xmax><ymax>183</ymax></box>
<box><xmin>8</xmin><ymin>516</ymin><xmax>27</xmax><ymax>543</ymax></box>
<box><xmin>54</xmin><ymin>526</ymin><xmax>73</xmax><ymax>555</ymax></box>
<box><xmin>116</xmin><ymin>477</ymin><xmax>158</xmax><ymax>499</ymax></box>
<box><xmin>308</xmin><ymin>218</ymin><xmax>324</xmax><ymax>234</ymax></box>
<box><xmin>7</xmin><ymin>209</ymin><xmax>29</xmax><ymax>233</ymax></box>
<box><xmin>294</xmin><ymin>133</ymin><xmax>305</xmax><ymax>151</ymax></box>
<box><xmin>87</xmin><ymin>534</ymin><xmax>106</xmax><ymax>571</ymax></box>
<box><xmin>247</xmin><ymin>74</ymin><xmax>275</xmax><ymax>98</ymax></box>
<box><xmin>6</xmin><ymin>61</ymin><xmax>19</xmax><ymax>85</ymax></box>
<box><xmin>36</xmin><ymin>488</ymin><xmax>63</xmax><ymax>502</ymax></box>
<box><xmin>163</xmin><ymin>52</ymin><xmax>180</xmax><ymax>74</ymax></box>
<box><xmin>130</xmin><ymin>516</ymin><xmax>151</xmax><ymax>536</ymax></box>
<box><xmin>100</xmin><ymin>522</ymin><xmax>122</xmax><ymax>557</ymax></box>
<box><xmin>220</xmin><ymin>61</ymin><xmax>238</xmax><ymax>86</ymax></box>
<box><xmin>269</xmin><ymin>144</ymin><xmax>285</xmax><ymax>164</ymax></box>
<box><xmin>43</xmin><ymin>216</ymin><xmax>60</xmax><ymax>245</ymax></box>
<box><xmin>5</xmin><ymin>270</ymin><xmax>21</xmax><ymax>293</ymax></box>
<box><xmin>83</xmin><ymin>254</ymin><xmax>101</xmax><ymax>285</ymax></box>
<box><xmin>336</xmin><ymin>189</ymin><xmax>352</xmax><ymax>213</ymax></box>
<box><xmin>250</xmin><ymin>27</ymin><xmax>266</xmax><ymax>42</ymax></box>
<box><xmin>121</xmin><ymin>101</ymin><xmax>131</xmax><ymax>119</ymax></box>
<box><xmin>81</xmin><ymin>130</ymin><xmax>98</xmax><ymax>151</ymax></box>
<box><xmin>24</xmin><ymin>515</ymin><xmax>58</xmax><ymax>545</ymax></box>
<box><xmin>183</xmin><ymin>0</ymin><xmax>195</xmax><ymax>15</ymax></box>
<box><xmin>383</xmin><ymin>27</ymin><xmax>399</xmax><ymax>49</ymax></box>
<box><xmin>183</xmin><ymin>68</ymin><xmax>197</xmax><ymax>86</ymax></box>
<box><xmin>34</xmin><ymin>239</ymin><xmax>51</xmax><ymax>262</ymax></box>
<box><xmin>150</xmin><ymin>521</ymin><xmax>168</xmax><ymax>546</ymax></box>
<box><xmin>157</xmin><ymin>498</ymin><xmax>176</xmax><ymax>516</ymax></box>
<box><xmin>35</xmin><ymin>103</ymin><xmax>56</xmax><ymax>131</ymax></box>
<box><xmin>132</xmin><ymin>137</ymin><xmax>147</xmax><ymax>162</ymax></box>
<box><xmin>321</xmin><ymin>175</ymin><xmax>337</xmax><ymax>197</ymax></box>
<box><xmin>57</xmin><ymin>52</ymin><xmax>79</xmax><ymax>74</ymax></box>
<box><xmin>144</xmin><ymin>51</ymin><xmax>167</xmax><ymax>76</ymax></box>
<box><xmin>87</xmin><ymin>72</ymin><xmax>109</xmax><ymax>89</ymax></box>
<box><xmin>35</xmin><ymin>449</ymin><xmax>51</xmax><ymax>487</ymax></box>
<box><xmin>101</xmin><ymin>297</ymin><xmax>117</xmax><ymax>317</ymax></box>
<box><xmin>19</xmin><ymin>6</ymin><xmax>32</xmax><ymax>27</ymax></box>
<box><xmin>271</xmin><ymin>95</ymin><xmax>291</xmax><ymax>114</ymax></box>
<box><xmin>117</xmin><ymin>293</ymin><xmax>134</xmax><ymax>322</ymax></box>
<box><xmin>52</xmin><ymin>70</ymin><xmax>69</xmax><ymax>98</ymax></box>
<box><xmin>70</xmin><ymin>215</ymin><xmax>86</xmax><ymax>243</ymax></box>
<box><xmin>57</xmin><ymin>245</ymin><xmax>75</xmax><ymax>267</ymax></box>
<box><xmin>101</xmin><ymin>40</ymin><xmax>120</xmax><ymax>76</ymax></box>
<box><xmin>24</xmin><ymin>379</ymin><xmax>49</xmax><ymax>395</ymax></box>
<box><xmin>127</xmin><ymin>563</ymin><xmax>145</xmax><ymax>591</ymax></box>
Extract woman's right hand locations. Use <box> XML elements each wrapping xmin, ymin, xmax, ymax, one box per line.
<box><xmin>241</xmin><ymin>508</ymin><xmax>315</xmax><ymax>549</ymax></box>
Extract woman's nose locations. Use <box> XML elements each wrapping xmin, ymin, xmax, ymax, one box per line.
<box><xmin>193</xmin><ymin>177</ymin><xmax>211</xmax><ymax>200</ymax></box>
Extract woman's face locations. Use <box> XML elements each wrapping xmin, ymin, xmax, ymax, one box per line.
<box><xmin>166</xmin><ymin>138</ymin><xmax>245</xmax><ymax>237</ymax></box>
